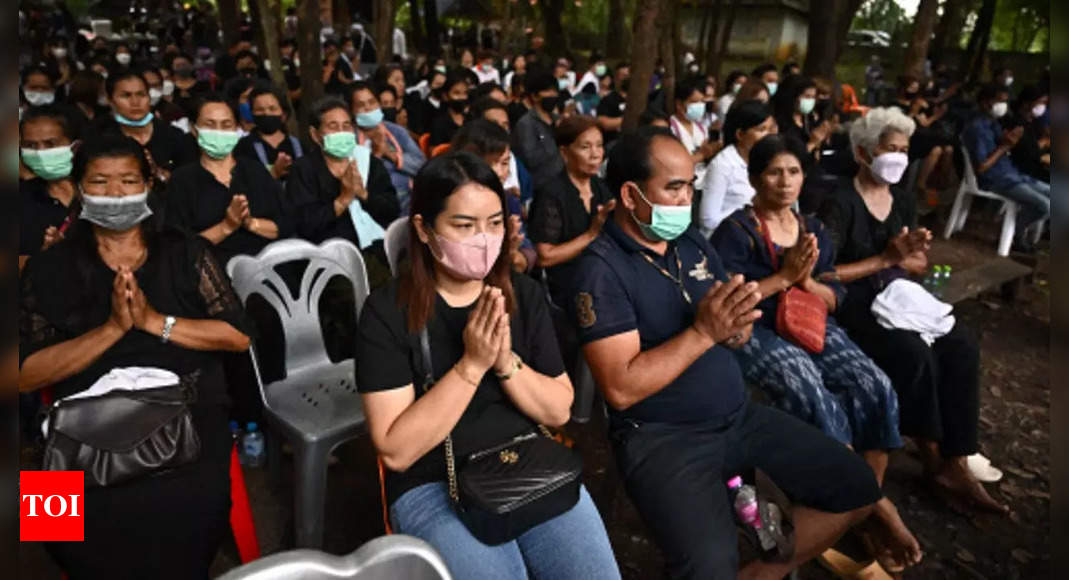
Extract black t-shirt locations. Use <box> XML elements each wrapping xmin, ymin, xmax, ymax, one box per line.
<box><xmin>97</xmin><ymin>118</ymin><xmax>199</xmax><ymax>176</ymax></box>
<box><xmin>596</xmin><ymin>91</ymin><xmax>626</xmax><ymax>143</ymax></box>
<box><xmin>325</xmin><ymin>57</ymin><xmax>354</xmax><ymax>97</ymax></box>
<box><xmin>281</xmin><ymin>57</ymin><xmax>301</xmax><ymax>91</ymax></box>
<box><xmin>356</xmin><ymin>274</ymin><xmax>566</xmax><ymax>505</ymax></box>
<box><xmin>19</xmin><ymin>225</ymin><xmax>251</xmax><ymax>406</ymax></box>
<box><xmin>528</xmin><ymin>171</ymin><xmax>614</xmax><ymax>304</ymax></box>
<box><xmin>428</xmin><ymin>110</ymin><xmax>463</xmax><ymax>147</ymax></box>
<box><xmin>507</xmin><ymin>101</ymin><xmax>529</xmax><ymax>131</ymax></box>
<box><xmin>164</xmin><ymin>157</ymin><xmax>293</xmax><ymax>265</ymax></box>
<box><xmin>19</xmin><ymin>178</ymin><xmax>75</xmax><ymax>257</ymax></box>
<box><xmin>235</xmin><ymin>131</ymin><xmax>302</xmax><ymax>168</ymax></box>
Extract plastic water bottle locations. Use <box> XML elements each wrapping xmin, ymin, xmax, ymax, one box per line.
<box><xmin>229</xmin><ymin>420</ymin><xmax>243</xmax><ymax>446</ymax></box>
<box><xmin>727</xmin><ymin>476</ymin><xmax>776</xmax><ymax>551</ymax></box>
<box><xmin>943</xmin><ymin>265</ymin><xmax>953</xmax><ymax>293</ymax></box>
<box><xmin>930</xmin><ymin>265</ymin><xmax>946</xmax><ymax>298</ymax></box>
<box><xmin>922</xmin><ymin>266</ymin><xmax>938</xmax><ymax>291</ymax></box>
<box><xmin>242</xmin><ymin>422</ymin><xmax>265</xmax><ymax>468</ymax></box>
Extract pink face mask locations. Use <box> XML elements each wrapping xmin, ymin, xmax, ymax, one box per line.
<box><xmin>432</xmin><ymin>232</ymin><xmax>504</xmax><ymax>281</ymax></box>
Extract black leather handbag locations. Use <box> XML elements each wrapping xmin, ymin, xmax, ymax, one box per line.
<box><xmin>418</xmin><ymin>329</ymin><xmax>583</xmax><ymax>545</ymax></box>
<box><xmin>42</xmin><ymin>371</ymin><xmax>202</xmax><ymax>488</ymax></box>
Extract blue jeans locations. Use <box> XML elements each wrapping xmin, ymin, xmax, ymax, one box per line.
<box><xmin>1004</xmin><ymin>176</ymin><xmax>1051</xmax><ymax>227</ymax></box>
<box><xmin>390</xmin><ymin>482</ymin><xmax>621</xmax><ymax>580</ymax></box>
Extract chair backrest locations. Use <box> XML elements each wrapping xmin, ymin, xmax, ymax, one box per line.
<box><xmin>215</xmin><ymin>534</ymin><xmax>453</xmax><ymax>580</ymax></box>
<box><xmin>227</xmin><ymin>239</ymin><xmax>371</xmax><ymax>375</ymax></box>
<box><xmin>383</xmin><ymin>217</ymin><xmax>410</xmax><ymax>278</ymax></box>
<box><xmin>430</xmin><ymin>143</ymin><xmax>451</xmax><ymax>158</ymax></box>
<box><xmin>959</xmin><ymin>138</ymin><xmax>981</xmax><ymax>191</ymax></box>
<box><xmin>419</xmin><ymin>133</ymin><xmax>431</xmax><ymax>157</ymax></box>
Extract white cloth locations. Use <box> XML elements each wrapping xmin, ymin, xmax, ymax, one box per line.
<box><xmin>717</xmin><ymin>94</ymin><xmax>736</xmax><ymax>119</ymax></box>
<box><xmin>472</xmin><ymin>65</ymin><xmax>501</xmax><ymax>86</ymax></box>
<box><xmin>393</xmin><ymin>28</ymin><xmax>407</xmax><ymax>60</ymax></box>
<box><xmin>346</xmin><ymin>144</ymin><xmax>386</xmax><ymax>250</ymax></box>
<box><xmin>669</xmin><ymin>115</ymin><xmax>709</xmax><ymax>187</ymax></box>
<box><xmin>42</xmin><ymin>367</ymin><xmax>181</xmax><ymax>436</ymax></box>
<box><xmin>699</xmin><ymin>145</ymin><xmax>755</xmax><ymax>237</ymax></box>
<box><xmin>504</xmin><ymin>152</ymin><xmax>520</xmax><ymax>191</ymax></box>
<box><xmin>871</xmin><ymin>279</ymin><xmax>955</xmax><ymax>346</ymax></box>
<box><xmin>575</xmin><ymin>71</ymin><xmax>600</xmax><ymax>96</ymax></box>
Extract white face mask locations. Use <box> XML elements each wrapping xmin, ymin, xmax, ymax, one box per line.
<box><xmin>162</xmin><ymin>79</ymin><xmax>175</xmax><ymax>97</ymax></box>
<box><xmin>24</xmin><ymin>90</ymin><xmax>55</xmax><ymax>106</ymax></box>
<box><xmin>116</xmin><ymin>53</ymin><xmax>132</xmax><ymax>66</ymax></box>
<box><xmin>149</xmin><ymin>88</ymin><xmax>163</xmax><ymax>105</ymax></box>
<box><xmin>991</xmin><ymin>102</ymin><xmax>1008</xmax><ymax>119</ymax></box>
<box><xmin>1003</xmin><ymin>76</ymin><xmax>1014</xmax><ymax>87</ymax></box>
<box><xmin>52</xmin><ymin>47</ymin><xmax>68</xmax><ymax>59</ymax></box>
<box><xmin>865</xmin><ymin>151</ymin><xmax>909</xmax><ymax>185</ymax></box>
<box><xmin>1031</xmin><ymin>103</ymin><xmax>1046</xmax><ymax>118</ymax></box>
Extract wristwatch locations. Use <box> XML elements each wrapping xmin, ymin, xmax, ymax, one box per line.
<box><xmin>495</xmin><ymin>353</ymin><xmax>524</xmax><ymax>381</ymax></box>
<box><xmin>161</xmin><ymin>316</ymin><xmax>177</xmax><ymax>343</ymax></box>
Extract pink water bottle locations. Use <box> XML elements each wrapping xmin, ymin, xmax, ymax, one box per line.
<box><xmin>727</xmin><ymin>476</ymin><xmax>763</xmax><ymax>528</ymax></box>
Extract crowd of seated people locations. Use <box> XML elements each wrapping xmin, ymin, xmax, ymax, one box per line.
<box><xmin>17</xmin><ymin>20</ymin><xmax>1050</xmax><ymax>578</ymax></box>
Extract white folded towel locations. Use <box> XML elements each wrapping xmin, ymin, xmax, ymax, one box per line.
<box><xmin>871</xmin><ymin>279</ymin><xmax>955</xmax><ymax>346</ymax></box>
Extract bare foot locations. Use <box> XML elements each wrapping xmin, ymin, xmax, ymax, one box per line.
<box><xmin>862</xmin><ymin>497</ymin><xmax>923</xmax><ymax>571</ymax></box>
<box><xmin>932</xmin><ymin>457</ymin><xmax>1010</xmax><ymax>514</ymax></box>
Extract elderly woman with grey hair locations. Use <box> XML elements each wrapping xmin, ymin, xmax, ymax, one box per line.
<box><xmin>819</xmin><ymin>108</ymin><xmax>1008</xmax><ymax>522</ymax></box>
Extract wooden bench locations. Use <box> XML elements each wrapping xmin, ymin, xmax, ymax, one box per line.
<box><xmin>940</xmin><ymin>256</ymin><xmax>1033</xmax><ymax>305</ymax></box>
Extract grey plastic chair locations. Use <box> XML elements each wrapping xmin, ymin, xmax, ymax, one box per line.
<box><xmin>227</xmin><ymin>239</ymin><xmax>371</xmax><ymax>548</ymax></box>
<box><xmin>216</xmin><ymin>534</ymin><xmax>453</xmax><ymax>580</ymax></box>
<box><xmin>383</xmin><ymin>217</ymin><xmax>410</xmax><ymax>277</ymax></box>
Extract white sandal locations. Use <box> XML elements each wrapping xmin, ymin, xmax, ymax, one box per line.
<box><xmin>967</xmin><ymin>453</ymin><xmax>1003</xmax><ymax>482</ymax></box>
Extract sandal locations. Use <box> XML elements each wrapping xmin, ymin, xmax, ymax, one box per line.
<box><xmin>818</xmin><ymin>549</ymin><xmax>895</xmax><ymax>580</ymax></box>
<box><xmin>967</xmin><ymin>453</ymin><xmax>1003</xmax><ymax>483</ymax></box>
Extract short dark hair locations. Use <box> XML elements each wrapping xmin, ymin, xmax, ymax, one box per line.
<box><xmin>347</xmin><ymin>80</ymin><xmax>376</xmax><ymax>107</ymax></box>
<box><xmin>555</xmin><ymin>115</ymin><xmax>600</xmax><ymax>147</ymax></box>
<box><xmin>67</xmin><ymin>71</ymin><xmax>106</xmax><ymax>108</ymax></box>
<box><xmin>752</xmin><ymin>63</ymin><xmax>777</xmax><ymax>78</ymax></box>
<box><xmin>469</xmin><ymin>96</ymin><xmax>507</xmax><ymax>120</ymax></box>
<box><xmin>20</xmin><ymin>105</ymin><xmax>74</xmax><ymax>140</ymax></box>
<box><xmin>376</xmin><ymin>84</ymin><xmax>398</xmax><ymax>101</ymax></box>
<box><xmin>747</xmin><ymin>134</ymin><xmax>808</xmax><ymax>179</ymax></box>
<box><xmin>606</xmin><ymin>127</ymin><xmax>678</xmax><ymax>198</ymax></box>
<box><xmin>441</xmin><ymin>70</ymin><xmax>470</xmax><ymax>95</ymax></box>
<box><xmin>724</xmin><ymin>70</ymin><xmax>747</xmax><ymax>88</ymax></box>
<box><xmin>234</xmin><ymin>49</ymin><xmax>259</xmax><ymax>65</ymax></box>
<box><xmin>72</xmin><ymin>135</ymin><xmax>152</xmax><ymax>184</ymax></box>
<box><xmin>21</xmin><ymin>65</ymin><xmax>55</xmax><ymax>86</ymax></box>
<box><xmin>471</xmin><ymin>81</ymin><xmax>506</xmax><ymax>102</ymax></box>
<box><xmin>524</xmin><ymin>68</ymin><xmax>558</xmax><ymax>95</ymax></box>
<box><xmin>510</xmin><ymin>73</ymin><xmax>526</xmax><ymax>93</ymax></box>
<box><xmin>309</xmin><ymin>95</ymin><xmax>350</xmax><ymax>128</ymax></box>
<box><xmin>723</xmin><ymin>100</ymin><xmax>773</xmax><ymax>146</ymax></box>
<box><xmin>249</xmin><ymin>84</ymin><xmax>292</xmax><ymax>117</ymax></box>
<box><xmin>977</xmin><ymin>83</ymin><xmax>1008</xmax><ymax>104</ymax></box>
<box><xmin>638</xmin><ymin>107</ymin><xmax>670</xmax><ymax>126</ymax></box>
<box><xmin>675</xmin><ymin>77</ymin><xmax>708</xmax><ymax>102</ymax></box>
<box><xmin>451</xmin><ymin>118</ymin><xmax>510</xmax><ymax>157</ymax></box>
<box><xmin>105</xmin><ymin>70</ymin><xmax>148</xmax><ymax>98</ymax></box>
<box><xmin>194</xmin><ymin>93</ymin><xmax>237</xmax><ymax>122</ymax></box>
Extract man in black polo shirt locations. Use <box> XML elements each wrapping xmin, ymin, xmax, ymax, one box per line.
<box><xmin>512</xmin><ymin>69</ymin><xmax>565</xmax><ymax>190</ymax></box>
<box><xmin>570</xmin><ymin>128</ymin><xmax>880</xmax><ymax>579</ymax></box>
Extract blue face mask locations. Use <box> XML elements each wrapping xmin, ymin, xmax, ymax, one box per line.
<box><xmin>766</xmin><ymin>82</ymin><xmax>778</xmax><ymax>97</ymax></box>
<box><xmin>355</xmin><ymin>108</ymin><xmax>384</xmax><ymax>129</ymax></box>
<box><xmin>630</xmin><ymin>184</ymin><xmax>691</xmax><ymax>242</ymax></box>
<box><xmin>685</xmin><ymin>102</ymin><xmax>706</xmax><ymax>123</ymax></box>
<box><xmin>114</xmin><ymin>111</ymin><xmax>154</xmax><ymax>127</ymax></box>
<box><xmin>238</xmin><ymin>102</ymin><xmax>254</xmax><ymax>123</ymax></box>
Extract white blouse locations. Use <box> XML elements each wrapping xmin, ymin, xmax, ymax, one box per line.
<box><xmin>699</xmin><ymin>145</ymin><xmax>755</xmax><ymax>237</ymax></box>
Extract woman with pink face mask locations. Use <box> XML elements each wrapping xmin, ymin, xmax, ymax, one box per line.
<box><xmin>355</xmin><ymin>151</ymin><xmax>620</xmax><ymax>580</ymax></box>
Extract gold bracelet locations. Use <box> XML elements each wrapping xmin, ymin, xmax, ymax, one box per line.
<box><xmin>452</xmin><ymin>364</ymin><xmax>480</xmax><ymax>388</ymax></box>
<box><xmin>495</xmin><ymin>353</ymin><xmax>524</xmax><ymax>381</ymax></box>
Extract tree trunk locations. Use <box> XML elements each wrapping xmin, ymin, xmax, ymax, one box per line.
<box><xmin>333</xmin><ymin>0</ymin><xmax>352</xmax><ymax>36</ymax></box>
<box><xmin>964</xmin><ymin>0</ymin><xmax>997</xmax><ymax>84</ymax></box>
<box><xmin>623</xmin><ymin>0</ymin><xmax>663</xmax><ymax>130</ymax></box>
<box><xmin>803</xmin><ymin>0</ymin><xmax>846</xmax><ymax>79</ymax></box>
<box><xmin>932</xmin><ymin>0</ymin><xmax>969</xmax><ymax>62</ymax></box>
<box><xmin>606</xmin><ymin>0</ymin><xmax>629</xmax><ymax>61</ymax></box>
<box><xmin>834</xmin><ymin>0</ymin><xmax>864</xmax><ymax>62</ymax></box>
<box><xmin>902</xmin><ymin>0</ymin><xmax>939</xmax><ymax>79</ymax></box>
<box><xmin>374</xmin><ymin>0</ymin><xmax>395</xmax><ymax>63</ymax></box>
<box><xmin>422</xmin><ymin>0</ymin><xmax>441</xmax><ymax>57</ymax></box>
<box><xmin>696</xmin><ymin>0</ymin><xmax>712</xmax><ymax>68</ymax></box>
<box><xmin>658</xmin><ymin>0</ymin><xmax>677</xmax><ymax>106</ymax></box>
<box><xmin>254</xmin><ymin>0</ymin><xmax>291</xmax><ymax>129</ymax></box>
<box><xmin>711</xmin><ymin>0</ymin><xmax>739</xmax><ymax>83</ymax></box>
<box><xmin>541</xmin><ymin>0</ymin><xmax>569</xmax><ymax>59</ymax></box>
<box><xmin>297</xmin><ymin>0</ymin><xmax>325</xmax><ymax>138</ymax></box>
<box><xmin>407</xmin><ymin>0</ymin><xmax>425</xmax><ymax>54</ymax></box>
<box><xmin>217</xmin><ymin>0</ymin><xmax>241</xmax><ymax>50</ymax></box>
<box><xmin>702</xmin><ymin>0</ymin><xmax>723</xmax><ymax>77</ymax></box>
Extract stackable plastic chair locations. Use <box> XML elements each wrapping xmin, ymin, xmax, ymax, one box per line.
<box><xmin>215</xmin><ymin>534</ymin><xmax>453</xmax><ymax>580</ymax></box>
<box><xmin>382</xmin><ymin>217</ymin><xmax>410</xmax><ymax>277</ymax></box>
<box><xmin>227</xmin><ymin>239</ymin><xmax>370</xmax><ymax>548</ymax></box>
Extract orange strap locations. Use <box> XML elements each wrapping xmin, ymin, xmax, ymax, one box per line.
<box><xmin>377</xmin><ymin>456</ymin><xmax>393</xmax><ymax>534</ymax></box>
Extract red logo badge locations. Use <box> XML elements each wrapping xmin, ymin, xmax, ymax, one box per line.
<box><xmin>20</xmin><ymin>471</ymin><xmax>84</xmax><ymax>541</ymax></box>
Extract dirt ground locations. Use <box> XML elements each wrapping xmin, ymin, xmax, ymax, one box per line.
<box><xmin>19</xmin><ymin>209</ymin><xmax>1050</xmax><ymax>580</ymax></box>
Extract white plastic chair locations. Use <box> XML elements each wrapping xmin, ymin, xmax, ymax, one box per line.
<box><xmin>215</xmin><ymin>534</ymin><xmax>453</xmax><ymax>580</ymax></box>
<box><xmin>945</xmin><ymin>141</ymin><xmax>1020</xmax><ymax>256</ymax></box>
<box><xmin>227</xmin><ymin>239</ymin><xmax>371</xmax><ymax>548</ymax></box>
<box><xmin>383</xmin><ymin>217</ymin><xmax>410</xmax><ymax>278</ymax></box>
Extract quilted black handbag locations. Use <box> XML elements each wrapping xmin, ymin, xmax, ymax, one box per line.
<box><xmin>42</xmin><ymin>371</ymin><xmax>201</xmax><ymax>488</ymax></box>
<box><xmin>418</xmin><ymin>329</ymin><xmax>582</xmax><ymax>545</ymax></box>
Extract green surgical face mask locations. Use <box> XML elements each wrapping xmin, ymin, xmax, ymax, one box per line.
<box><xmin>21</xmin><ymin>145</ymin><xmax>74</xmax><ymax>180</ymax></box>
<box><xmin>629</xmin><ymin>184</ymin><xmax>691</xmax><ymax>242</ymax></box>
<box><xmin>322</xmin><ymin>131</ymin><xmax>357</xmax><ymax>159</ymax></box>
<box><xmin>196</xmin><ymin>128</ymin><xmax>241</xmax><ymax>159</ymax></box>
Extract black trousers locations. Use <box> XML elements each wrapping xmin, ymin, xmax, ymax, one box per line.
<box><xmin>841</xmin><ymin>308</ymin><xmax>981</xmax><ymax>458</ymax></box>
<box><xmin>611</xmin><ymin>402</ymin><xmax>880</xmax><ymax>580</ymax></box>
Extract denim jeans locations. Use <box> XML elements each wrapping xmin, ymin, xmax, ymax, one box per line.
<box><xmin>390</xmin><ymin>482</ymin><xmax>621</xmax><ymax>580</ymax></box>
<box><xmin>1004</xmin><ymin>176</ymin><xmax>1051</xmax><ymax>227</ymax></box>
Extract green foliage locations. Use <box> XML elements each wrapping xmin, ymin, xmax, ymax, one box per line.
<box><xmin>851</xmin><ymin>0</ymin><xmax>909</xmax><ymax>37</ymax></box>
<box><xmin>989</xmin><ymin>0</ymin><xmax>1049</xmax><ymax>52</ymax></box>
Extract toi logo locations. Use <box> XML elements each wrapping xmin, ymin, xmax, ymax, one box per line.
<box><xmin>20</xmin><ymin>471</ymin><xmax>84</xmax><ymax>541</ymax></box>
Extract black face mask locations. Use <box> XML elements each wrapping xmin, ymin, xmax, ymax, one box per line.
<box><xmin>238</xmin><ymin>68</ymin><xmax>257</xmax><ymax>78</ymax></box>
<box><xmin>904</xmin><ymin>89</ymin><xmax>919</xmax><ymax>99</ymax></box>
<box><xmin>253</xmin><ymin>114</ymin><xmax>284</xmax><ymax>134</ymax></box>
<box><xmin>448</xmin><ymin>98</ymin><xmax>468</xmax><ymax>113</ymax></box>
<box><xmin>383</xmin><ymin>107</ymin><xmax>399</xmax><ymax>123</ymax></box>
<box><xmin>540</xmin><ymin>96</ymin><xmax>559</xmax><ymax>113</ymax></box>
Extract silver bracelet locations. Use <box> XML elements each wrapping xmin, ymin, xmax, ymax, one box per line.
<box><xmin>161</xmin><ymin>316</ymin><xmax>177</xmax><ymax>343</ymax></box>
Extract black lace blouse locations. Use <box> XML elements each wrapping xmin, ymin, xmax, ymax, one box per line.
<box><xmin>19</xmin><ymin>225</ymin><xmax>252</xmax><ymax>405</ymax></box>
